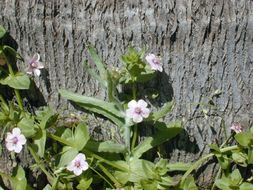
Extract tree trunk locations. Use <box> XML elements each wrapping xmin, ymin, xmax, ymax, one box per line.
<box><xmin>1</xmin><ymin>0</ymin><xmax>253</xmax><ymax>189</ymax></box>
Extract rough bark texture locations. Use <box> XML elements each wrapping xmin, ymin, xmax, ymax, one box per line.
<box><xmin>1</xmin><ymin>0</ymin><xmax>253</xmax><ymax>189</ymax></box>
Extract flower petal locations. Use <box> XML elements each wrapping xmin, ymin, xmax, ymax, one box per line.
<box><xmin>6</xmin><ymin>142</ymin><xmax>15</xmax><ymax>151</ymax></box>
<box><xmin>73</xmin><ymin>168</ymin><xmax>83</xmax><ymax>176</ymax></box>
<box><xmin>128</xmin><ymin>100</ymin><xmax>137</xmax><ymax>109</ymax></box>
<box><xmin>18</xmin><ymin>135</ymin><xmax>27</xmax><ymax>145</ymax></box>
<box><xmin>12</xmin><ymin>128</ymin><xmax>21</xmax><ymax>135</ymax></box>
<box><xmin>141</xmin><ymin>108</ymin><xmax>150</xmax><ymax>118</ymax></box>
<box><xmin>137</xmin><ymin>99</ymin><xmax>148</xmax><ymax>108</ymax></box>
<box><xmin>34</xmin><ymin>69</ymin><xmax>41</xmax><ymax>76</ymax></box>
<box><xmin>132</xmin><ymin>114</ymin><xmax>143</xmax><ymax>123</ymax></box>
<box><xmin>14</xmin><ymin>144</ymin><xmax>23</xmax><ymax>153</ymax></box>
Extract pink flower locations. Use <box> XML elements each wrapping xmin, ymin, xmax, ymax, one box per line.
<box><xmin>67</xmin><ymin>153</ymin><xmax>89</xmax><ymax>176</ymax></box>
<box><xmin>26</xmin><ymin>53</ymin><xmax>44</xmax><ymax>76</ymax></box>
<box><xmin>231</xmin><ymin>122</ymin><xmax>243</xmax><ymax>134</ymax></box>
<box><xmin>5</xmin><ymin>128</ymin><xmax>26</xmax><ymax>153</ymax></box>
<box><xmin>126</xmin><ymin>99</ymin><xmax>150</xmax><ymax>123</ymax></box>
<box><xmin>145</xmin><ymin>53</ymin><xmax>163</xmax><ymax>72</ymax></box>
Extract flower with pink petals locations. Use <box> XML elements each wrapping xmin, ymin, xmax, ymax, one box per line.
<box><xmin>231</xmin><ymin>122</ymin><xmax>243</xmax><ymax>134</ymax></box>
<box><xmin>5</xmin><ymin>128</ymin><xmax>26</xmax><ymax>153</ymax></box>
<box><xmin>26</xmin><ymin>53</ymin><xmax>44</xmax><ymax>76</ymax></box>
<box><xmin>126</xmin><ymin>99</ymin><xmax>150</xmax><ymax>123</ymax></box>
<box><xmin>67</xmin><ymin>153</ymin><xmax>89</xmax><ymax>176</ymax></box>
<box><xmin>145</xmin><ymin>53</ymin><xmax>163</xmax><ymax>72</ymax></box>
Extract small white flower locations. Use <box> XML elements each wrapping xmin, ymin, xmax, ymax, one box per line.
<box><xmin>231</xmin><ymin>122</ymin><xmax>243</xmax><ymax>134</ymax></box>
<box><xmin>145</xmin><ymin>53</ymin><xmax>163</xmax><ymax>72</ymax></box>
<box><xmin>126</xmin><ymin>99</ymin><xmax>150</xmax><ymax>123</ymax></box>
<box><xmin>26</xmin><ymin>53</ymin><xmax>44</xmax><ymax>76</ymax></box>
<box><xmin>5</xmin><ymin>128</ymin><xmax>26</xmax><ymax>153</ymax></box>
<box><xmin>67</xmin><ymin>153</ymin><xmax>89</xmax><ymax>176</ymax></box>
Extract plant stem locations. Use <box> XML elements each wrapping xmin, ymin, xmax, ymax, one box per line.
<box><xmin>130</xmin><ymin>83</ymin><xmax>137</xmax><ymax>151</ymax></box>
<box><xmin>211</xmin><ymin>167</ymin><xmax>221</xmax><ymax>190</ymax></box>
<box><xmin>27</xmin><ymin>144</ymin><xmax>54</xmax><ymax>183</ymax></box>
<box><xmin>131</xmin><ymin>124</ymin><xmax>138</xmax><ymax>151</ymax></box>
<box><xmin>181</xmin><ymin>145</ymin><xmax>238</xmax><ymax>183</ymax></box>
<box><xmin>28</xmin><ymin>144</ymin><xmax>66</xmax><ymax>189</ymax></box>
<box><xmin>98</xmin><ymin>163</ymin><xmax>121</xmax><ymax>187</ymax></box>
<box><xmin>47</xmin><ymin>132</ymin><xmax>74</xmax><ymax>147</ymax></box>
<box><xmin>85</xmin><ymin>149</ymin><xmax>127</xmax><ymax>172</ymax></box>
<box><xmin>4</xmin><ymin>54</ymin><xmax>24</xmax><ymax>111</ymax></box>
<box><xmin>89</xmin><ymin>165</ymin><xmax>114</xmax><ymax>188</ymax></box>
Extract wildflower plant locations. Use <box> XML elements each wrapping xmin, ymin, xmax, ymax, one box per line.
<box><xmin>1</xmin><ymin>25</ymin><xmax>253</xmax><ymax>190</ymax></box>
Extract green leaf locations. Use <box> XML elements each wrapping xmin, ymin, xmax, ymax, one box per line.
<box><xmin>209</xmin><ymin>144</ymin><xmax>221</xmax><ymax>153</ymax></box>
<box><xmin>132</xmin><ymin>121</ymin><xmax>182</xmax><ymax>158</ymax></box>
<box><xmin>215</xmin><ymin>177</ymin><xmax>231</xmax><ymax>190</ymax></box>
<box><xmin>128</xmin><ymin>158</ymin><xmax>155</xmax><ymax>183</ymax></box>
<box><xmin>36</xmin><ymin>107</ymin><xmax>58</xmax><ymax>129</ymax></box>
<box><xmin>33</xmin><ymin>129</ymin><xmax>47</xmax><ymax>157</ymax></box>
<box><xmin>86</xmin><ymin>140</ymin><xmax>127</xmax><ymax>153</ymax></box>
<box><xmin>87</xmin><ymin>45</ymin><xmax>107</xmax><ymax>87</ymax></box>
<box><xmin>59</xmin><ymin>89</ymin><xmax>125</xmax><ymax>127</ymax></box>
<box><xmin>248</xmin><ymin>147</ymin><xmax>253</xmax><ymax>164</ymax></box>
<box><xmin>167</xmin><ymin>162</ymin><xmax>191</xmax><ymax>172</ymax></box>
<box><xmin>180</xmin><ymin>175</ymin><xmax>198</xmax><ymax>190</ymax></box>
<box><xmin>230</xmin><ymin>169</ymin><xmax>242</xmax><ymax>186</ymax></box>
<box><xmin>0</xmin><ymin>72</ymin><xmax>30</xmax><ymax>89</ymax></box>
<box><xmin>240</xmin><ymin>182</ymin><xmax>253</xmax><ymax>190</ymax></box>
<box><xmin>77</xmin><ymin>178</ymin><xmax>93</xmax><ymax>190</ymax></box>
<box><xmin>17</xmin><ymin>117</ymin><xmax>37</xmax><ymax>137</ymax></box>
<box><xmin>73</xmin><ymin>123</ymin><xmax>90</xmax><ymax>151</ymax></box>
<box><xmin>83</xmin><ymin>60</ymin><xmax>106</xmax><ymax>88</ymax></box>
<box><xmin>232</xmin><ymin>152</ymin><xmax>247</xmax><ymax>167</ymax></box>
<box><xmin>217</xmin><ymin>155</ymin><xmax>230</xmax><ymax>170</ymax></box>
<box><xmin>0</xmin><ymin>25</ymin><xmax>6</xmax><ymax>39</ymax></box>
<box><xmin>151</xmin><ymin>101</ymin><xmax>174</xmax><ymax>121</ymax></box>
<box><xmin>235</xmin><ymin>133</ymin><xmax>251</xmax><ymax>147</ymax></box>
<box><xmin>3</xmin><ymin>45</ymin><xmax>23</xmax><ymax>61</ymax></box>
<box><xmin>42</xmin><ymin>184</ymin><xmax>52</xmax><ymax>190</ymax></box>
<box><xmin>140</xmin><ymin>180</ymin><xmax>157</xmax><ymax>190</ymax></box>
<box><xmin>58</xmin><ymin>146</ymin><xmax>78</xmax><ymax>167</ymax></box>
<box><xmin>11</xmin><ymin>166</ymin><xmax>27</xmax><ymax>190</ymax></box>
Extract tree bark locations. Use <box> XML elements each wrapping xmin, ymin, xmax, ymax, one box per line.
<box><xmin>1</xmin><ymin>0</ymin><xmax>253</xmax><ymax>189</ymax></box>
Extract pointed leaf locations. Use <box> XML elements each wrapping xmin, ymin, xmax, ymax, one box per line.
<box><xmin>59</xmin><ymin>89</ymin><xmax>125</xmax><ymax>127</ymax></box>
<box><xmin>33</xmin><ymin>129</ymin><xmax>47</xmax><ymax>157</ymax></box>
<box><xmin>11</xmin><ymin>166</ymin><xmax>27</xmax><ymax>190</ymax></box>
<box><xmin>73</xmin><ymin>123</ymin><xmax>90</xmax><ymax>150</ymax></box>
<box><xmin>0</xmin><ymin>72</ymin><xmax>30</xmax><ymax>89</ymax></box>
<box><xmin>58</xmin><ymin>146</ymin><xmax>78</xmax><ymax>167</ymax></box>
<box><xmin>151</xmin><ymin>101</ymin><xmax>174</xmax><ymax>121</ymax></box>
<box><xmin>0</xmin><ymin>25</ymin><xmax>6</xmax><ymax>39</ymax></box>
<box><xmin>87</xmin><ymin>45</ymin><xmax>107</xmax><ymax>86</ymax></box>
<box><xmin>86</xmin><ymin>140</ymin><xmax>127</xmax><ymax>153</ymax></box>
<box><xmin>133</xmin><ymin>121</ymin><xmax>182</xmax><ymax>158</ymax></box>
<box><xmin>17</xmin><ymin>117</ymin><xmax>37</xmax><ymax>137</ymax></box>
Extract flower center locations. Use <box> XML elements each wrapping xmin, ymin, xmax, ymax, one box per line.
<box><xmin>74</xmin><ymin>160</ymin><xmax>81</xmax><ymax>168</ymax></box>
<box><xmin>152</xmin><ymin>58</ymin><xmax>160</xmax><ymax>65</ymax></box>
<box><xmin>12</xmin><ymin>137</ymin><xmax>18</xmax><ymax>145</ymax></box>
<box><xmin>134</xmin><ymin>107</ymin><xmax>142</xmax><ymax>114</ymax></box>
<box><xmin>31</xmin><ymin>62</ymin><xmax>38</xmax><ymax>68</ymax></box>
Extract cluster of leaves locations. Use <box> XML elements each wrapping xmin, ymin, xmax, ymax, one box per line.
<box><xmin>0</xmin><ymin>25</ymin><xmax>190</xmax><ymax>190</ymax></box>
<box><xmin>1</xmin><ymin>24</ymin><xmax>253</xmax><ymax>190</ymax></box>
<box><xmin>208</xmin><ymin>128</ymin><xmax>253</xmax><ymax>190</ymax></box>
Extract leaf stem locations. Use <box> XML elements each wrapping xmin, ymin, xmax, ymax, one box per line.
<box><xmin>4</xmin><ymin>53</ymin><xmax>24</xmax><ymax>111</ymax></box>
<box><xmin>131</xmin><ymin>124</ymin><xmax>138</xmax><ymax>151</ymax></box>
<box><xmin>98</xmin><ymin>163</ymin><xmax>121</xmax><ymax>187</ymax></box>
<box><xmin>89</xmin><ymin>165</ymin><xmax>114</xmax><ymax>188</ymax></box>
<box><xmin>181</xmin><ymin>145</ymin><xmax>238</xmax><ymax>183</ymax></box>
<box><xmin>85</xmin><ymin>149</ymin><xmax>127</xmax><ymax>172</ymax></box>
<box><xmin>27</xmin><ymin>144</ymin><xmax>54</xmax><ymax>183</ymax></box>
